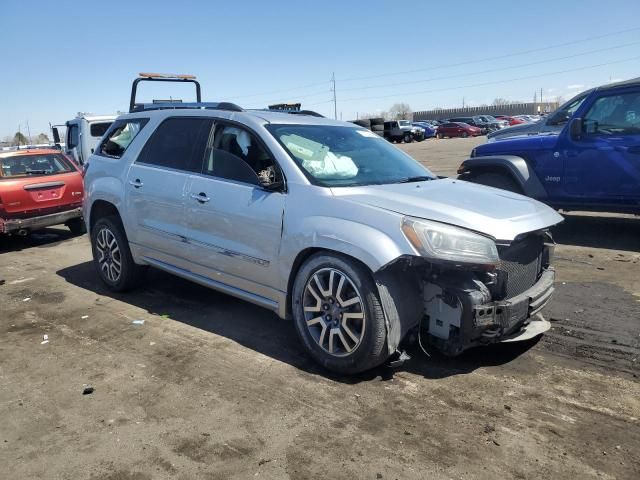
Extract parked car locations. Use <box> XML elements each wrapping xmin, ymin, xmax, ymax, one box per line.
<box><xmin>52</xmin><ymin>113</ymin><xmax>117</xmax><ymax>166</ymax></box>
<box><xmin>0</xmin><ymin>148</ymin><xmax>85</xmax><ymax>235</ymax></box>
<box><xmin>478</xmin><ymin>115</ymin><xmax>507</xmax><ymax>129</ymax></box>
<box><xmin>458</xmin><ymin>77</ymin><xmax>640</xmax><ymax>215</ymax></box>
<box><xmin>384</xmin><ymin>120</ymin><xmax>424</xmax><ymax>142</ymax></box>
<box><xmin>412</xmin><ymin>122</ymin><xmax>437</xmax><ymax>138</ymax></box>
<box><xmin>448</xmin><ymin>116</ymin><xmax>493</xmax><ymax>134</ymax></box>
<box><xmin>436</xmin><ymin>122</ymin><xmax>482</xmax><ymax>138</ymax></box>
<box><xmin>487</xmin><ymin>91</ymin><xmax>590</xmax><ymax>141</ymax></box>
<box><xmin>493</xmin><ymin>115</ymin><xmax>526</xmax><ymax>126</ymax></box>
<box><xmin>84</xmin><ymin>73</ymin><xmax>562</xmax><ymax>374</ymax></box>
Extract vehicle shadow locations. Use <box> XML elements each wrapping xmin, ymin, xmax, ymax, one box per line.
<box><xmin>552</xmin><ymin>213</ymin><xmax>640</xmax><ymax>252</ymax></box>
<box><xmin>56</xmin><ymin>261</ymin><xmax>540</xmax><ymax>384</ymax></box>
<box><xmin>0</xmin><ymin>227</ymin><xmax>81</xmax><ymax>253</ymax></box>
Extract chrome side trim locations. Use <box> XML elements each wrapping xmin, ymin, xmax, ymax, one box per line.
<box><xmin>188</xmin><ymin>237</ymin><xmax>270</xmax><ymax>267</ymax></box>
<box><xmin>139</xmin><ymin>225</ymin><xmax>270</xmax><ymax>267</ymax></box>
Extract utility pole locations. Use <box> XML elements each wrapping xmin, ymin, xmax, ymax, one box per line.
<box><xmin>26</xmin><ymin>120</ymin><xmax>32</xmax><ymax>145</ymax></box>
<box><xmin>331</xmin><ymin>72</ymin><xmax>337</xmax><ymax>120</ymax></box>
<box><xmin>540</xmin><ymin>88</ymin><xmax>543</xmax><ymax>106</ymax></box>
<box><xmin>462</xmin><ymin>96</ymin><xmax>465</xmax><ymax>108</ymax></box>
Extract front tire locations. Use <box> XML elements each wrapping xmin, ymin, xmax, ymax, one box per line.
<box><xmin>292</xmin><ymin>253</ymin><xmax>388</xmax><ymax>374</ymax></box>
<box><xmin>403</xmin><ymin>133</ymin><xmax>413</xmax><ymax>143</ymax></box>
<box><xmin>91</xmin><ymin>215</ymin><xmax>146</xmax><ymax>292</ymax></box>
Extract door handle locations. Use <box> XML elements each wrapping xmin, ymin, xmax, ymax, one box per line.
<box><xmin>129</xmin><ymin>179</ymin><xmax>143</xmax><ymax>188</ymax></box>
<box><xmin>190</xmin><ymin>192</ymin><xmax>211</xmax><ymax>203</ymax></box>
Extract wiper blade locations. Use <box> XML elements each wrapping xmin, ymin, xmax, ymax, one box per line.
<box><xmin>396</xmin><ymin>175</ymin><xmax>433</xmax><ymax>183</ymax></box>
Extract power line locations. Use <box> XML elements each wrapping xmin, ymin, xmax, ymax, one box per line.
<box><xmin>337</xmin><ymin>41</ymin><xmax>640</xmax><ymax>93</ymax></box>
<box><xmin>227</xmin><ymin>80</ymin><xmax>330</xmax><ymax>101</ymax></box>
<box><xmin>337</xmin><ymin>26</ymin><xmax>640</xmax><ymax>83</ymax></box>
<box><xmin>248</xmin><ymin>41</ymin><xmax>640</xmax><ymax>107</ymax></box>
<box><xmin>225</xmin><ymin>27</ymin><xmax>640</xmax><ymax>104</ymax></box>
<box><xmin>313</xmin><ymin>56</ymin><xmax>640</xmax><ymax>105</ymax></box>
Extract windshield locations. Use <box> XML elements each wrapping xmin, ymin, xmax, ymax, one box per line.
<box><xmin>266</xmin><ymin>124</ymin><xmax>435</xmax><ymax>187</ymax></box>
<box><xmin>0</xmin><ymin>153</ymin><xmax>73</xmax><ymax>178</ymax></box>
<box><xmin>398</xmin><ymin>120</ymin><xmax>411</xmax><ymax>127</ymax></box>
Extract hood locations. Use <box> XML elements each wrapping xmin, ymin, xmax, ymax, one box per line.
<box><xmin>331</xmin><ymin>178</ymin><xmax>563</xmax><ymax>242</ymax></box>
<box><xmin>488</xmin><ymin>121</ymin><xmax>541</xmax><ymax>139</ymax></box>
<box><xmin>476</xmin><ymin>133</ymin><xmax>558</xmax><ymax>155</ymax></box>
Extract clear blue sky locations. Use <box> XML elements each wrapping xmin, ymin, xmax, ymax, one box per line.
<box><xmin>1</xmin><ymin>0</ymin><xmax>639</xmax><ymax>138</ymax></box>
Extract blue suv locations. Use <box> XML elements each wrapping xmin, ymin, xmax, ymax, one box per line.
<box><xmin>458</xmin><ymin>77</ymin><xmax>640</xmax><ymax>214</ymax></box>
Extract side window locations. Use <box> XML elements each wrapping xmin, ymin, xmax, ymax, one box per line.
<box><xmin>203</xmin><ymin>124</ymin><xmax>279</xmax><ymax>186</ymax></box>
<box><xmin>67</xmin><ymin>124</ymin><xmax>79</xmax><ymax>149</ymax></box>
<box><xmin>137</xmin><ymin>117</ymin><xmax>211</xmax><ymax>172</ymax></box>
<box><xmin>90</xmin><ymin>122</ymin><xmax>112</xmax><ymax>138</ymax></box>
<box><xmin>98</xmin><ymin>119</ymin><xmax>149</xmax><ymax>159</ymax></box>
<box><xmin>583</xmin><ymin>92</ymin><xmax>640</xmax><ymax>135</ymax></box>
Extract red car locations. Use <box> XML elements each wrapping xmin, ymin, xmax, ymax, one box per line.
<box><xmin>436</xmin><ymin>122</ymin><xmax>482</xmax><ymax>139</ymax></box>
<box><xmin>0</xmin><ymin>149</ymin><xmax>85</xmax><ymax>236</ymax></box>
<box><xmin>494</xmin><ymin>115</ymin><xmax>525</xmax><ymax>126</ymax></box>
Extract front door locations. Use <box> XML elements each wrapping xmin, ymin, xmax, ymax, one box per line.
<box><xmin>185</xmin><ymin>122</ymin><xmax>286</xmax><ymax>294</ymax></box>
<box><xmin>562</xmin><ymin>88</ymin><xmax>640</xmax><ymax>203</ymax></box>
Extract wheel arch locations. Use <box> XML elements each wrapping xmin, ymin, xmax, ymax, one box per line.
<box><xmin>88</xmin><ymin>199</ymin><xmax>122</xmax><ymax>232</ymax></box>
<box><xmin>457</xmin><ymin>155</ymin><xmax>547</xmax><ymax>198</ymax></box>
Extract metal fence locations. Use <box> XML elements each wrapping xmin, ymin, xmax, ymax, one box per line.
<box><xmin>413</xmin><ymin>102</ymin><xmax>559</xmax><ymax>121</ymax></box>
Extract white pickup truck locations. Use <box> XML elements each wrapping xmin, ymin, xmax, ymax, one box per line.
<box><xmin>52</xmin><ymin>113</ymin><xmax>117</xmax><ymax>165</ymax></box>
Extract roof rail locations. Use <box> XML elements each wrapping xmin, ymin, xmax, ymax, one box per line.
<box><xmin>131</xmin><ymin>101</ymin><xmax>243</xmax><ymax>113</ymax></box>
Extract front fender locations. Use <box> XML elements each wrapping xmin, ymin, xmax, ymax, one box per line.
<box><xmin>459</xmin><ymin>155</ymin><xmax>547</xmax><ymax>199</ymax></box>
<box><xmin>281</xmin><ymin>216</ymin><xmax>409</xmax><ymax>279</ymax></box>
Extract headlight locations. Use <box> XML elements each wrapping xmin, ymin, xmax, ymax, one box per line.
<box><xmin>401</xmin><ymin>217</ymin><xmax>499</xmax><ymax>264</ymax></box>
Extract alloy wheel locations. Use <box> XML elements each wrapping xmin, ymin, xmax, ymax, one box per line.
<box><xmin>302</xmin><ymin>268</ymin><xmax>366</xmax><ymax>357</ymax></box>
<box><xmin>95</xmin><ymin>227</ymin><xmax>122</xmax><ymax>282</ymax></box>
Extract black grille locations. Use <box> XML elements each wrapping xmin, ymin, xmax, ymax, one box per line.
<box><xmin>497</xmin><ymin>235</ymin><xmax>544</xmax><ymax>299</ymax></box>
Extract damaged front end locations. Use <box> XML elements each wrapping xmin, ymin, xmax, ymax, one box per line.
<box><xmin>376</xmin><ymin>231</ymin><xmax>555</xmax><ymax>356</ymax></box>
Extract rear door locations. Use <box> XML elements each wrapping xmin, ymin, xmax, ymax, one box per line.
<box><xmin>125</xmin><ymin>117</ymin><xmax>211</xmax><ymax>258</ymax></box>
<box><xmin>562</xmin><ymin>88</ymin><xmax>640</xmax><ymax>203</ymax></box>
<box><xmin>0</xmin><ymin>153</ymin><xmax>83</xmax><ymax>217</ymax></box>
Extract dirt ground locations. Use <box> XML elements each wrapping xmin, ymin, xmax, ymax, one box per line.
<box><xmin>1</xmin><ymin>137</ymin><xmax>639</xmax><ymax>480</ymax></box>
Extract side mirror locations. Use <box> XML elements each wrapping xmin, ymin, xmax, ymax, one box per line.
<box><xmin>52</xmin><ymin>127</ymin><xmax>61</xmax><ymax>145</ymax></box>
<box><xmin>569</xmin><ymin>117</ymin><xmax>583</xmax><ymax>141</ymax></box>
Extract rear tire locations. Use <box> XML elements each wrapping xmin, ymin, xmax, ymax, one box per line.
<box><xmin>91</xmin><ymin>215</ymin><xmax>147</xmax><ymax>292</ymax></box>
<box><xmin>463</xmin><ymin>172</ymin><xmax>522</xmax><ymax>194</ymax></box>
<box><xmin>462</xmin><ymin>132</ymin><xmax>469</xmax><ymax>138</ymax></box>
<box><xmin>292</xmin><ymin>253</ymin><xmax>388</xmax><ymax>374</ymax></box>
<box><xmin>66</xmin><ymin>218</ymin><xmax>86</xmax><ymax>235</ymax></box>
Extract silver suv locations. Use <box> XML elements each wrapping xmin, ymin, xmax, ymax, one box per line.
<box><xmin>84</xmin><ymin>75</ymin><xmax>563</xmax><ymax>374</ymax></box>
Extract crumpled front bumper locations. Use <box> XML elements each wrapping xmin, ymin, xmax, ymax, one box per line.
<box><xmin>473</xmin><ymin>268</ymin><xmax>555</xmax><ymax>339</ymax></box>
<box><xmin>0</xmin><ymin>207</ymin><xmax>83</xmax><ymax>234</ymax></box>
<box><xmin>424</xmin><ymin>267</ymin><xmax>556</xmax><ymax>355</ymax></box>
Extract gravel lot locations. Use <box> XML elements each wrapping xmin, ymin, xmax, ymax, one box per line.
<box><xmin>1</xmin><ymin>137</ymin><xmax>639</xmax><ymax>479</ymax></box>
